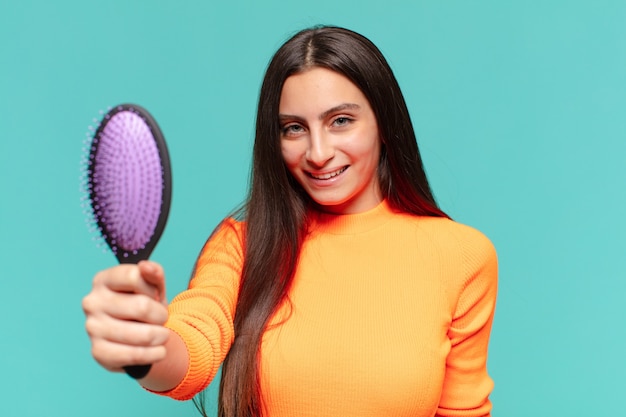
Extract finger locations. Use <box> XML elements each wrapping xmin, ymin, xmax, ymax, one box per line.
<box><xmin>114</xmin><ymin>293</ymin><xmax>169</xmax><ymax>324</ymax></box>
<box><xmin>91</xmin><ymin>338</ymin><xmax>168</xmax><ymax>372</ymax></box>
<box><xmin>86</xmin><ymin>315</ymin><xmax>170</xmax><ymax>347</ymax></box>
<box><xmin>86</xmin><ymin>290</ymin><xmax>169</xmax><ymax>324</ymax></box>
<box><xmin>92</xmin><ymin>265</ymin><xmax>160</xmax><ymax>299</ymax></box>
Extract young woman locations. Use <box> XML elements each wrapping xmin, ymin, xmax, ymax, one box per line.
<box><xmin>83</xmin><ymin>26</ymin><xmax>498</xmax><ymax>417</ymax></box>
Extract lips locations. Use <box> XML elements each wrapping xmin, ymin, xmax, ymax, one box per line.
<box><xmin>307</xmin><ymin>166</ymin><xmax>348</xmax><ymax>180</ymax></box>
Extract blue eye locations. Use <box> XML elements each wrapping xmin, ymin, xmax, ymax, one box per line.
<box><xmin>281</xmin><ymin>124</ymin><xmax>304</xmax><ymax>136</ymax></box>
<box><xmin>333</xmin><ymin>117</ymin><xmax>351</xmax><ymax>126</ymax></box>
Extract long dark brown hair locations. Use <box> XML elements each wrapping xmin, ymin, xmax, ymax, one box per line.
<box><xmin>194</xmin><ymin>25</ymin><xmax>448</xmax><ymax>417</ymax></box>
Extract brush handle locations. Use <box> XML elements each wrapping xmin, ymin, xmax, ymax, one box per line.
<box><xmin>124</xmin><ymin>364</ymin><xmax>151</xmax><ymax>379</ymax></box>
<box><xmin>119</xmin><ymin>259</ymin><xmax>154</xmax><ymax>379</ymax></box>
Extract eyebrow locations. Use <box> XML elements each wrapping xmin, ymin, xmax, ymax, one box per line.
<box><xmin>279</xmin><ymin>103</ymin><xmax>361</xmax><ymax>122</ymax></box>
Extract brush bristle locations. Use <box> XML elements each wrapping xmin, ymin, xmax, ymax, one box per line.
<box><xmin>83</xmin><ymin>107</ymin><xmax>165</xmax><ymax>258</ymax></box>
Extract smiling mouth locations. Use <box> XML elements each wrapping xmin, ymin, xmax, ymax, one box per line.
<box><xmin>307</xmin><ymin>166</ymin><xmax>348</xmax><ymax>180</ymax></box>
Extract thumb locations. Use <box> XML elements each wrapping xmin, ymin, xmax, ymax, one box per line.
<box><xmin>138</xmin><ymin>260</ymin><xmax>167</xmax><ymax>304</ymax></box>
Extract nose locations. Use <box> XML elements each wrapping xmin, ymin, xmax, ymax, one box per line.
<box><xmin>306</xmin><ymin>129</ymin><xmax>334</xmax><ymax>167</ymax></box>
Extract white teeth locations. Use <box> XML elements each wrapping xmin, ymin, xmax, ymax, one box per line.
<box><xmin>310</xmin><ymin>166</ymin><xmax>347</xmax><ymax>180</ymax></box>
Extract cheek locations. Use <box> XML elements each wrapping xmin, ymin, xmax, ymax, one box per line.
<box><xmin>349</xmin><ymin>135</ymin><xmax>381</xmax><ymax>166</ymax></box>
<box><xmin>281</xmin><ymin>142</ymin><xmax>303</xmax><ymax>169</ymax></box>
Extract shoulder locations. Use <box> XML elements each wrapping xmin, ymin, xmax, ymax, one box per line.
<box><xmin>215</xmin><ymin>217</ymin><xmax>245</xmax><ymax>240</ymax></box>
<box><xmin>188</xmin><ymin>217</ymin><xmax>247</xmax><ymax>289</ymax></box>
<box><xmin>393</xmin><ymin>214</ymin><xmax>498</xmax><ymax>282</ymax></box>
<box><xmin>196</xmin><ymin>217</ymin><xmax>246</xmax><ymax>264</ymax></box>
<box><xmin>413</xmin><ymin>216</ymin><xmax>496</xmax><ymax>257</ymax></box>
<box><xmin>408</xmin><ymin>217</ymin><xmax>498</xmax><ymax>310</ymax></box>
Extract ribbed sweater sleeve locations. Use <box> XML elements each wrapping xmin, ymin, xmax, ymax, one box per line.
<box><xmin>158</xmin><ymin>218</ymin><xmax>244</xmax><ymax>401</ymax></box>
<box><xmin>436</xmin><ymin>226</ymin><xmax>498</xmax><ymax>417</ymax></box>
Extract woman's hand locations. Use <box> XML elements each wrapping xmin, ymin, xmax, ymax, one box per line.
<box><xmin>82</xmin><ymin>260</ymin><xmax>170</xmax><ymax>373</ymax></box>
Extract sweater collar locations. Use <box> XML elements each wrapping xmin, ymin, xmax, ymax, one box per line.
<box><xmin>307</xmin><ymin>199</ymin><xmax>396</xmax><ymax>235</ymax></box>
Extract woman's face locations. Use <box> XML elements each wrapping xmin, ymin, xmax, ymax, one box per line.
<box><xmin>279</xmin><ymin>67</ymin><xmax>382</xmax><ymax>214</ymax></box>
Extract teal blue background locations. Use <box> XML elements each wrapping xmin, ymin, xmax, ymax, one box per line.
<box><xmin>1</xmin><ymin>0</ymin><xmax>624</xmax><ymax>415</ymax></box>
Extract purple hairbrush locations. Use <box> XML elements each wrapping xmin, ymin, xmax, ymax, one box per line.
<box><xmin>82</xmin><ymin>103</ymin><xmax>172</xmax><ymax>379</ymax></box>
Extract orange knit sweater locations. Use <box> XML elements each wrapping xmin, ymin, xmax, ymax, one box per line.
<box><xmin>160</xmin><ymin>200</ymin><xmax>498</xmax><ymax>416</ymax></box>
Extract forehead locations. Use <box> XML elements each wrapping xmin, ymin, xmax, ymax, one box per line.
<box><xmin>279</xmin><ymin>67</ymin><xmax>369</xmax><ymax>113</ymax></box>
